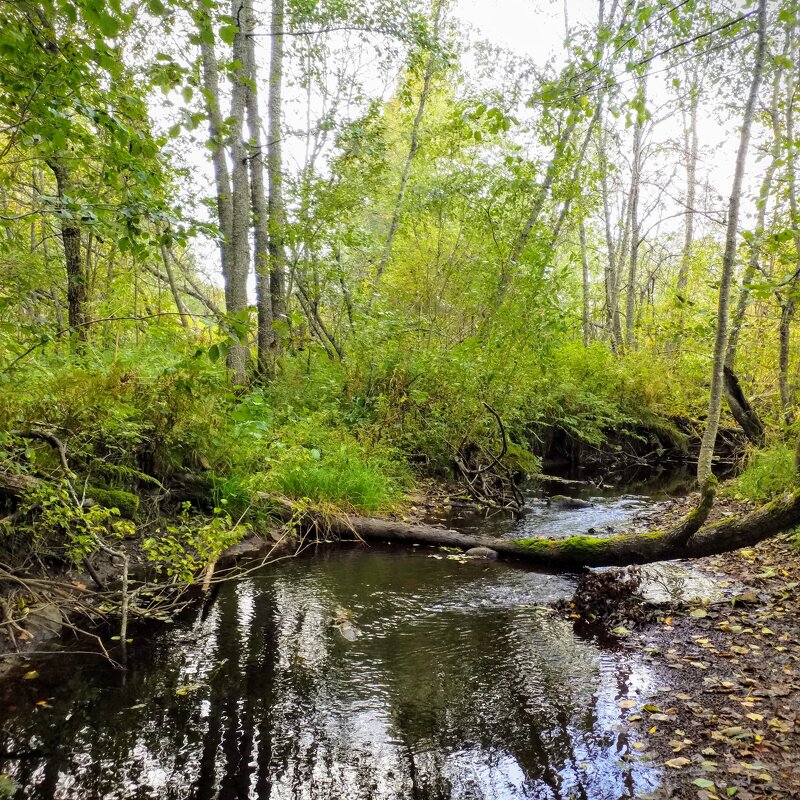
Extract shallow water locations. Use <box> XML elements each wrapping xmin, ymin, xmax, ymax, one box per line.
<box><xmin>436</xmin><ymin>466</ymin><xmax>691</xmax><ymax>540</ymax></box>
<box><xmin>0</xmin><ymin>547</ymin><xmax>667</xmax><ymax>800</ymax></box>
<box><xmin>0</xmin><ymin>473</ymin><xmax>712</xmax><ymax>800</ymax></box>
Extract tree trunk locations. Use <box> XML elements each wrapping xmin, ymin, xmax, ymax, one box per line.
<box><xmin>242</xmin><ymin>0</ymin><xmax>275</xmax><ymax>379</ymax></box>
<box><xmin>723</xmin><ymin>366</ymin><xmax>765</xmax><ymax>446</ymax></box>
<box><xmin>257</xmin><ymin>482</ymin><xmax>800</xmax><ymax>571</ymax></box>
<box><xmin>780</xmin><ymin>25</ymin><xmax>800</xmax><ymax>428</ymax></box>
<box><xmin>160</xmin><ymin>244</ymin><xmax>191</xmax><ymax>329</ymax></box>
<box><xmin>779</xmin><ymin>297</ymin><xmax>795</xmax><ymax>427</ymax></box>
<box><xmin>47</xmin><ymin>157</ymin><xmax>87</xmax><ymax>344</ymax></box>
<box><xmin>624</xmin><ymin>76</ymin><xmax>647</xmax><ymax>350</ymax></box>
<box><xmin>597</xmin><ymin>116</ymin><xmax>624</xmax><ymax>351</ymax></box>
<box><xmin>199</xmin><ymin>15</ymin><xmax>248</xmax><ymax>381</ymax></box>
<box><xmin>199</xmin><ymin>27</ymin><xmax>233</xmax><ymax>295</ymax></box>
<box><xmin>697</xmin><ymin>0</ymin><xmax>767</xmax><ymax>484</ymax></box>
<box><xmin>507</xmin><ymin>118</ymin><xmax>578</xmax><ymax>278</ymax></box>
<box><xmin>580</xmin><ymin>219</ymin><xmax>591</xmax><ymax>346</ymax></box>
<box><xmin>675</xmin><ymin>74</ymin><xmax>699</xmax><ymax>294</ymax></box>
<box><xmin>267</xmin><ymin>0</ymin><xmax>288</xmax><ymax>336</ymax></box>
<box><xmin>551</xmin><ymin>117</ymin><xmax>597</xmax><ymax>244</ymax></box>
<box><xmin>225</xmin><ymin>0</ymin><xmax>253</xmax><ymax>384</ymax></box>
<box><xmin>723</xmin><ymin>55</ymin><xmax>784</xmax><ymax>446</ymax></box>
<box><xmin>726</xmin><ymin>128</ymin><xmax>780</xmax><ymax>369</ymax></box>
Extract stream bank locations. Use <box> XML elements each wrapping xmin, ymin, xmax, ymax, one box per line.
<box><xmin>605</xmin><ymin>534</ymin><xmax>800</xmax><ymax>799</ymax></box>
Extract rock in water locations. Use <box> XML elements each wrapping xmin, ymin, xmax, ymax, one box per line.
<box><xmin>335</xmin><ymin>621</ymin><xmax>360</xmax><ymax>641</ymax></box>
<box><xmin>465</xmin><ymin>546</ymin><xmax>499</xmax><ymax>560</ymax></box>
<box><xmin>547</xmin><ymin>494</ymin><xmax>594</xmax><ymax>509</ymax></box>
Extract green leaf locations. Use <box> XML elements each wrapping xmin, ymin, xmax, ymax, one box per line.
<box><xmin>219</xmin><ymin>25</ymin><xmax>238</xmax><ymax>45</ymax></box>
<box><xmin>147</xmin><ymin>0</ymin><xmax>166</xmax><ymax>14</ymax></box>
<box><xmin>97</xmin><ymin>13</ymin><xmax>122</xmax><ymax>37</ymax></box>
<box><xmin>692</xmin><ymin>779</ymin><xmax>715</xmax><ymax>789</ymax></box>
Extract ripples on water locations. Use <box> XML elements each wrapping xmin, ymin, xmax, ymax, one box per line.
<box><xmin>0</xmin><ymin>546</ymin><xmax>664</xmax><ymax>800</ymax></box>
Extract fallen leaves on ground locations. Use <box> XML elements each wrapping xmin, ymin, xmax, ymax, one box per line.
<box><xmin>618</xmin><ymin>532</ymin><xmax>800</xmax><ymax>798</ymax></box>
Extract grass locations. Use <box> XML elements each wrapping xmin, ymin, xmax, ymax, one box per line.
<box><xmin>727</xmin><ymin>443</ymin><xmax>798</xmax><ymax>503</ymax></box>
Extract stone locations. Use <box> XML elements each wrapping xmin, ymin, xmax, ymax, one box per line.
<box><xmin>547</xmin><ymin>494</ymin><xmax>594</xmax><ymax>509</ymax></box>
<box><xmin>465</xmin><ymin>546</ymin><xmax>498</xmax><ymax>560</ymax></box>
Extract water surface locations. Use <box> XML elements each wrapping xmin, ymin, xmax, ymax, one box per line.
<box><xmin>0</xmin><ymin>547</ymin><xmax>663</xmax><ymax>800</ymax></box>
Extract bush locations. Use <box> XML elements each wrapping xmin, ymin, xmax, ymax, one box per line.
<box><xmin>728</xmin><ymin>444</ymin><xmax>798</xmax><ymax>503</ymax></box>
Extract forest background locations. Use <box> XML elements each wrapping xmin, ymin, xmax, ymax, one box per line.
<box><xmin>2</xmin><ymin>0</ymin><xmax>800</xmax><ymax>578</ymax></box>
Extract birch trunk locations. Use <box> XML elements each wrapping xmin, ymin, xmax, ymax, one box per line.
<box><xmin>160</xmin><ymin>244</ymin><xmax>191</xmax><ymax>329</ymax></box>
<box><xmin>199</xmin><ymin>29</ymin><xmax>233</xmax><ymax>291</ymax></box>
<box><xmin>599</xmin><ymin>130</ymin><xmax>621</xmax><ymax>351</ymax></box>
<box><xmin>267</xmin><ymin>0</ymin><xmax>287</xmax><ymax>333</ymax></box>
<box><xmin>697</xmin><ymin>0</ymin><xmax>767</xmax><ymax>484</ymax></box>
<box><xmin>580</xmin><ymin>219</ymin><xmax>591</xmax><ymax>346</ymax></box>
<box><xmin>723</xmin><ymin>59</ymin><xmax>784</xmax><ymax>446</ymax></box>
<box><xmin>199</xmin><ymin>17</ymin><xmax>249</xmax><ymax>381</ymax></box>
<box><xmin>675</xmin><ymin>75</ymin><xmax>699</xmax><ymax>294</ymax></box>
<box><xmin>624</xmin><ymin>76</ymin><xmax>647</xmax><ymax>350</ymax></box>
<box><xmin>242</xmin><ymin>0</ymin><xmax>275</xmax><ymax>378</ymax></box>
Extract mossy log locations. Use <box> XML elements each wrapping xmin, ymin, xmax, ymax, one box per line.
<box><xmin>261</xmin><ymin>485</ymin><xmax>800</xmax><ymax>571</ymax></box>
<box><xmin>0</xmin><ymin>472</ymin><xmax>139</xmax><ymax>519</ymax></box>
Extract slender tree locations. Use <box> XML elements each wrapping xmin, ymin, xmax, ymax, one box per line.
<box><xmin>697</xmin><ymin>0</ymin><xmax>768</xmax><ymax>484</ymax></box>
<box><xmin>371</xmin><ymin>0</ymin><xmax>445</xmax><ymax>301</ymax></box>
<box><xmin>267</xmin><ymin>0</ymin><xmax>288</xmax><ymax>334</ymax></box>
<box><xmin>242</xmin><ymin>0</ymin><xmax>275</xmax><ymax>378</ymax></box>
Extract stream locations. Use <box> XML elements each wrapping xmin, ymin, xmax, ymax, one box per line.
<box><xmin>0</xmin><ymin>472</ymin><xmax>722</xmax><ymax>799</ymax></box>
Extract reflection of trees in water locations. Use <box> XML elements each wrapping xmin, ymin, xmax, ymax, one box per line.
<box><xmin>0</xmin><ymin>552</ymin><xmax>658</xmax><ymax>799</ymax></box>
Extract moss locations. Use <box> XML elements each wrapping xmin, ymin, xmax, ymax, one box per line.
<box><xmin>639</xmin><ymin>413</ymin><xmax>690</xmax><ymax>454</ymax></box>
<box><xmin>88</xmin><ymin>487</ymin><xmax>139</xmax><ymax>519</ymax></box>
<box><xmin>517</xmin><ymin>534</ymin><xmax>610</xmax><ymax>558</ymax></box>
<box><xmin>515</xmin><ymin>528</ymin><xmax>672</xmax><ymax>567</ymax></box>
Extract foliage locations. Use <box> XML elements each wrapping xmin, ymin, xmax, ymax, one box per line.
<box><xmin>727</xmin><ymin>444</ymin><xmax>799</xmax><ymax>503</ymax></box>
<box><xmin>12</xmin><ymin>482</ymin><xmax>133</xmax><ymax>567</ymax></box>
<box><xmin>142</xmin><ymin>504</ymin><xmax>242</xmax><ymax>582</ymax></box>
<box><xmin>0</xmin><ymin>0</ymin><xmax>799</xmax><ymax>576</ymax></box>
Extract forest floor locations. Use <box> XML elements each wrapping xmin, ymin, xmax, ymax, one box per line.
<box><xmin>610</xmin><ymin>496</ymin><xmax>800</xmax><ymax>799</ymax></box>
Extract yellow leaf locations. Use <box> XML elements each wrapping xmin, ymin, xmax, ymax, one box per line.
<box><xmin>665</xmin><ymin>757</ymin><xmax>691</xmax><ymax>769</ymax></box>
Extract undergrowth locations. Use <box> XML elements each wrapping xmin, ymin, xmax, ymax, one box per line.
<box><xmin>0</xmin><ymin>336</ymin><xmax>694</xmax><ymax>577</ymax></box>
<box><xmin>727</xmin><ymin>443</ymin><xmax>798</xmax><ymax>503</ymax></box>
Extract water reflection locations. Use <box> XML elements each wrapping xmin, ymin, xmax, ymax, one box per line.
<box><xmin>0</xmin><ymin>548</ymin><xmax>660</xmax><ymax>799</ymax></box>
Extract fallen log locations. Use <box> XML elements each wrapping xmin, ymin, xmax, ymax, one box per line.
<box><xmin>260</xmin><ymin>485</ymin><xmax>800</xmax><ymax>571</ymax></box>
<box><xmin>0</xmin><ymin>472</ymin><xmax>139</xmax><ymax>519</ymax></box>
<box><xmin>6</xmin><ymin>471</ymin><xmax>799</xmax><ymax>572</ymax></box>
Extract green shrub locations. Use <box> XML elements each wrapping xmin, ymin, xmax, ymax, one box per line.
<box><xmin>728</xmin><ymin>444</ymin><xmax>798</xmax><ymax>503</ymax></box>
